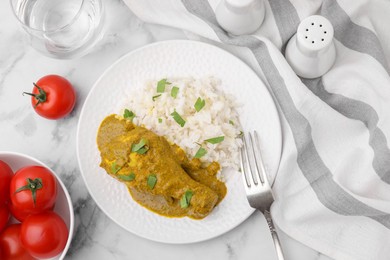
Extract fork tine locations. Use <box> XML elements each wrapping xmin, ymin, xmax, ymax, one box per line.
<box><xmin>241</xmin><ymin>131</ymin><xmax>283</xmax><ymax>259</ymax></box>
<box><xmin>249</xmin><ymin>132</ymin><xmax>264</xmax><ymax>184</ymax></box>
<box><xmin>245</xmin><ymin>133</ymin><xmax>259</xmax><ymax>186</ymax></box>
<box><xmin>240</xmin><ymin>134</ymin><xmax>251</xmax><ymax>188</ymax></box>
<box><xmin>252</xmin><ymin>130</ymin><xmax>269</xmax><ymax>186</ymax></box>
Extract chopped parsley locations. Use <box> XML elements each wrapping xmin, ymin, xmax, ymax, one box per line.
<box><xmin>157</xmin><ymin>79</ymin><xmax>170</xmax><ymax>93</ymax></box>
<box><xmin>123</xmin><ymin>109</ymin><xmax>135</xmax><ymax>121</ymax></box>
<box><xmin>194</xmin><ymin>147</ymin><xmax>207</xmax><ymax>158</ymax></box>
<box><xmin>118</xmin><ymin>173</ymin><xmax>135</xmax><ymax>181</ymax></box>
<box><xmin>147</xmin><ymin>174</ymin><xmax>157</xmax><ymax>189</ymax></box>
<box><xmin>180</xmin><ymin>190</ymin><xmax>193</xmax><ymax>208</ymax></box>
<box><xmin>194</xmin><ymin>97</ymin><xmax>206</xmax><ymax>112</ymax></box>
<box><xmin>205</xmin><ymin>136</ymin><xmax>225</xmax><ymax>144</ymax></box>
<box><xmin>131</xmin><ymin>138</ymin><xmax>149</xmax><ymax>154</ymax></box>
<box><xmin>171</xmin><ymin>111</ymin><xmax>186</xmax><ymax>127</ymax></box>
<box><xmin>152</xmin><ymin>94</ymin><xmax>161</xmax><ymax>101</ymax></box>
<box><xmin>171</xmin><ymin>86</ymin><xmax>179</xmax><ymax>98</ymax></box>
<box><xmin>111</xmin><ymin>162</ymin><xmax>121</xmax><ymax>174</ymax></box>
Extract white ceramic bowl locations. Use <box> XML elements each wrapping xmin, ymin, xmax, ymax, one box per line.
<box><xmin>0</xmin><ymin>151</ymin><xmax>74</xmax><ymax>260</ymax></box>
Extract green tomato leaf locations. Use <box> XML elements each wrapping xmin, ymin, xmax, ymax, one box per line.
<box><xmin>15</xmin><ymin>178</ymin><xmax>43</xmax><ymax>207</ymax></box>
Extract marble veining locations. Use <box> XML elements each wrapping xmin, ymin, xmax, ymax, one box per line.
<box><xmin>14</xmin><ymin>113</ymin><xmax>37</xmax><ymax>137</ymax></box>
<box><xmin>0</xmin><ymin>52</ymin><xmax>25</xmax><ymax>93</ymax></box>
<box><xmin>0</xmin><ymin>0</ymin><xmax>333</xmax><ymax>259</ymax></box>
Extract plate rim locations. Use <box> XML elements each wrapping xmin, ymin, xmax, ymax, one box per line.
<box><xmin>76</xmin><ymin>39</ymin><xmax>281</xmax><ymax>244</ymax></box>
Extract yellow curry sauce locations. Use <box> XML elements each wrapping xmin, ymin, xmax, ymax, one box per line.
<box><xmin>97</xmin><ymin>115</ymin><xmax>227</xmax><ymax>219</ymax></box>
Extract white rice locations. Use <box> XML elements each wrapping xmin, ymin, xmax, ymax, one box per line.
<box><xmin>120</xmin><ymin>77</ymin><xmax>242</xmax><ymax>170</ymax></box>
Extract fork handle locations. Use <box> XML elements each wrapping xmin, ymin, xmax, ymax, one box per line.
<box><xmin>264</xmin><ymin>210</ymin><xmax>285</xmax><ymax>260</ymax></box>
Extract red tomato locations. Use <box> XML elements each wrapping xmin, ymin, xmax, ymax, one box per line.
<box><xmin>9</xmin><ymin>166</ymin><xmax>57</xmax><ymax>222</ymax></box>
<box><xmin>0</xmin><ymin>224</ymin><xmax>35</xmax><ymax>260</ymax></box>
<box><xmin>0</xmin><ymin>205</ymin><xmax>10</xmax><ymax>233</ymax></box>
<box><xmin>0</xmin><ymin>160</ymin><xmax>13</xmax><ymax>205</ymax></box>
<box><xmin>8</xmin><ymin>202</ymin><xmax>29</xmax><ymax>223</ymax></box>
<box><xmin>23</xmin><ymin>75</ymin><xmax>76</xmax><ymax>120</ymax></box>
<box><xmin>20</xmin><ymin>211</ymin><xmax>68</xmax><ymax>259</ymax></box>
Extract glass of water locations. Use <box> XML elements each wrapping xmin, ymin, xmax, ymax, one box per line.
<box><xmin>10</xmin><ymin>0</ymin><xmax>105</xmax><ymax>59</ymax></box>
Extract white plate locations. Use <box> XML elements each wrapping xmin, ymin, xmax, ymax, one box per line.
<box><xmin>77</xmin><ymin>40</ymin><xmax>281</xmax><ymax>244</ymax></box>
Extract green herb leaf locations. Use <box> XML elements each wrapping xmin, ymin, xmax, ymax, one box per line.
<box><xmin>180</xmin><ymin>190</ymin><xmax>193</xmax><ymax>209</ymax></box>
<box><xmin>137</xmin><ymin>147</ymin><xmax>148</xmax><ymax>155</ymax></box>
<box><xmin>171</xmin><ymin>86</ymin><xmax>179</xmax><ymax>98</ymax></box>
<box><xmin>147</xmin><ymin>174</ymin><xmax>157</xmax><ymax>189</ymax></box>
<box><xmin>237</xmin><ymin>131</ymin><xmax>244</xmax><ymax>138</ymax></box>
<box><xmin>205</xmin><ymin>136</ymin><xmax>225</xmax><ymax>144</ymax></box>
<box><xmin>157</xmin><ymin>79</ymin><xmax>170</xmax><ymax>93</ymax></box>
<box><xmin>111</xmin><ymin>162</ymin><xmax>121</xmax><ymax>174</ymax></box>
<box><xmin>170</xmin><ymin>111</ymin><xmax>186</xmax><ymax>127</ymax></box>
<box><xmin>194</xmin><ymin>97</ymin><xmax>206</xmax><ymax>112</ymax></box>
<box><xmin>194</xmin><ymin>147</ymin><xmax>207</xmax><ymax>158</ymax></box>
<box><xmin>124</xmin><ymin>109</ymin><xmax>135</xmax><ymax>121</ymax></box>
<box><xmin>118</xmin><ymin>173</ymin><xmax>135</xmax><ymax>181</ymax></box>
<box><xmin>229</xmin><ymin>120</ymin><xmax>234</xmax><ymax>125</ymax></box>
<box><xmin>131</xmin><ymin>138</ymin><xmax>149</xmax><ymax>154</ymax></box>
<box><xmin>152</xmin><ymin>94</ymin><xmax>161</xmax><ymax>101</ymax></box>
<box><xmin>158</xmin><ymin>118</ymin><xmax>162</xmax><ymax>123</ymax></box>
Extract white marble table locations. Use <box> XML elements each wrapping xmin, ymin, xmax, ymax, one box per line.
<box><xmin>0</xmin><ymin>0</ymin><xmax>333</xmax><ymax>259</ymax></box>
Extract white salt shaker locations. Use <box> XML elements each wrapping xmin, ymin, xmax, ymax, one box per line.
<box><xmin>215</xmin><ymin>0</ymin><xmax>265</xmax><ymax>35</ymax></box>
<box><xmin>285</xmin><ymin>15</ymin><xmax>336</xmax><ymax>79</ymax></box>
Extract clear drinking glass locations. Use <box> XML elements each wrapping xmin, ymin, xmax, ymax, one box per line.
<box><xmin>10</xmin><ymin>0</ymin><xmax>105</xmax><ymax>59</ymax></box>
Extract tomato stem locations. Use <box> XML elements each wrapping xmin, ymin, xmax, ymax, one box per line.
<box><xmin>23</xmin><ymin>83</ymin><xmax>47</xmax><ymax>108</ymax></box>
<box><xmin>15</xmin><ymin>178</ymin><xmax>43</xmax><ymax>207</ymax></box>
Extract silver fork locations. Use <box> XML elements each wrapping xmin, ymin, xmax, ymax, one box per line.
<box><xmin>240</xmin><ymin>131</ymin><xmax>285</xmax><ymax>260</ymax></box>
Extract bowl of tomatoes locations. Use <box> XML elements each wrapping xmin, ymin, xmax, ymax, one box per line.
<box><xmin>0</xmin><ymin>151</ymin><xmax>74</xmax><ymax>260</ymax></box>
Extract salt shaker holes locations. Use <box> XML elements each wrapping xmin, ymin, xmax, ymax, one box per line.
<box><xmin>285</xmin><ymin>15</ymin><xmax>336</xmax><ymax>78</ymax></box>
